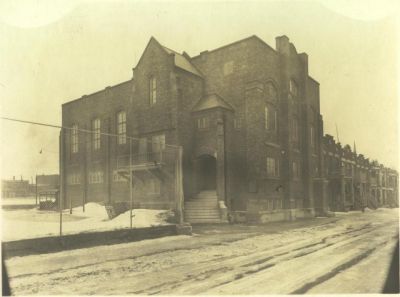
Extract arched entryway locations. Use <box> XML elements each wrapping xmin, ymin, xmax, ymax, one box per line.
<box><xmin>195</xmin><ymin>154</ymin><xmax>217</xmax><ymax>192</ymax></box>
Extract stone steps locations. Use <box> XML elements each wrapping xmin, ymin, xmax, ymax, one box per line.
<box><xmin>184</xmin><ymin>190</ymin><xmax>222</xmax><ymax>224</ymax></box>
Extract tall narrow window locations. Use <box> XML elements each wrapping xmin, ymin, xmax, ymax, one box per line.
<box><xmin>292</xmin><ymin>118</ymin><xmax>299</xmax><ymax>143</ymax></box>
<box><xmin>310</xmin><ymin>126</ymin><xmax>315</xmax><ymax>147</ymax></box>
<box><xmin>71</xmin><ymin>124</ymin><xmax>79</xmax><ymax>153</ymax></box>
<box><xmin>92</xmin><ymin>118</ymin><xmax>101</xmax><ymax>150</ymax></box>
<box><xmin>149</xmin><ymin>77</ymin><xmax>157</xmax><ymax>105</ymax></box>
<box><xmin>117</xmin><ymin>111</ymin><xmax>126</xmax><ymax>145</ymax></box>
<box><xmin>274</xmin><ymin>110</ymin><xmax>278</xmax><ymax>131</ymax></box>
<box><xmin>292</xmin><ymin>161</ymin><xmax>301</xmax><ymax>179</ymax></box>
<box><xmin>265</xmin><ymin>106</ymin><xmax>269</xmax><ymax>130</ymax></box>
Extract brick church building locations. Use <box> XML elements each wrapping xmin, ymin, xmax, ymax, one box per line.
<box><xmin>61</xmin><ymin>35</ymin><xmax>397</xmax><ymax>223</ymax></box>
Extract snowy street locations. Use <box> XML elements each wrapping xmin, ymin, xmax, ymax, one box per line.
<box><xmin>5</xmin><ymin>208</ymin><xmax>399</xmax><ymax>295</ymax></box>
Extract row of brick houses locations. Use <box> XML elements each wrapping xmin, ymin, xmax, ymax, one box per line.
<box><xmin>60</xmin><ymin>35</ymin><xmax>398</xmax><ymax>223</ymax></box>
<box><xmin>323</xmin><ymin>135</ymin><xmax>398</xmax><ymax>212</ymax></box>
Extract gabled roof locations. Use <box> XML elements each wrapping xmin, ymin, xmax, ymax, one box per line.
<box><xmin>192</xmin><ymin>93</ymin><xmax>234</xmax><ymax>112</ymax></box>
<box><xmin>162</xmin><ymin>45</ymin><xmax>203</xmax><ymax>77</ymax></box>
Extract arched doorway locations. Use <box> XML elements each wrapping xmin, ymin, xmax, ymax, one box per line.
<box><xmin>195</xmin><ymin>154</ymin><xmax>217</xmax><ymax>191</ymax></box>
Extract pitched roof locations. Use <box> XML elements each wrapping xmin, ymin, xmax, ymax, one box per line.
<box><xmin>192</xmin><ymin>94</ymin><xmax>234</xmax><ymax>112</ymax></box>
<box><xmin>162</xmin><ymin>46</ymin><xmax>203</xmax><ymax>77</ymax></box>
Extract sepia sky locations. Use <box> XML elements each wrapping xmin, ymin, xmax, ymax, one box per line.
<box><xmin>0</xmin><ymin>0</ymin><xmax>399</xmax><ymax>180</ymax></box>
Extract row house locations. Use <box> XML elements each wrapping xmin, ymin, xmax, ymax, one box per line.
<box><xmin>323</xmin><ymin>134</ymin><xmax>398</xmax><ymax>211</ymax></box>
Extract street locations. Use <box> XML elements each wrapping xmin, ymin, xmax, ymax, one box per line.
<box><xmin>5</xmin><ymin>208</ymin><xmax>399</xmax><ymax>295</ymax></box>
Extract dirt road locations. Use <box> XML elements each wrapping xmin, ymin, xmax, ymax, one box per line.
<box><xmin>5</xmin><ymin>208</ymin><xmax>399</xmax><ymax>295</ymax></box>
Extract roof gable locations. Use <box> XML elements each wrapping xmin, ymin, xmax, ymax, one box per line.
<box><xmin>192</xmin><ymin>94</ymin><xmax>234</xmax><ymax>112</ymax></box>
<box><xmin>134</xmin><ymin>37</ymin><xmax>203</xmax><ymax>78</ymax></box>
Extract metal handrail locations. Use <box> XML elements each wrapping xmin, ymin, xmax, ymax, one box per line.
<box><xmin>116</xmin><ymin>149</ymin><xmax>177</xmax><ymax>169</ymax></box>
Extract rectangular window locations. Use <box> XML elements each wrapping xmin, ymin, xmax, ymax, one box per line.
<box><xmin>89</xmin><ymin>170</ymin><xmax>104</xmax><ymax>184</ymax></box>
<box><xmin>197</xmin><ymin>117</ymin><xmax>209</xmax><ymax>130</ymax></box>
<box><xmin>149</xmin><ymin>77</ymin><xmax>157</xmax><ymax>105</ymax></box>
<box><xmin>117</xmin><ymin>111</ymin><xmax>126</xmax><ymax>145</ymax></box>
<box><xmin>113</xmin><ymin>170</ymin><xmax>127</xmax><ymax>183</ymax></box>
<box><xmin>71</xmin><ymin>124</ymin><xmax>79</xmax><ymax>153</ymax></box>
<box><xmin>234</xmin><ymin>117</ymin><xmax>242</xmax><ymax>130</ymax></box>
<box><xmin>67</xmin><ymin>173</ymin><xmax>81</xmax><ymax>185</ymax></box>
<box><xmin>274</xmin><ymin>110</ymin><xmax>278</xmax><ymax>132</ymax></box>
<box><xmin>274</xmin><ymin>199</ymin><xmax>283</xmax><ymax>210</ymax></box>
<box><xmin>92</xmin><ymin>118</ymin><xmax>101</xmax><ymax>150</ymax></box>
<box><xmin>267</xmin><ymin>157</ymin><xmax>280</xmax><ymax>177</ymax></box>
<box><xmin>292</xmin><ymin>161</ymin><xmax>301</xmax><ymax>179</ymax></box>
<box><xmin>151</xmin><ymin>134</ymin><xmax>165</xmax><ymax>153</ymax></box>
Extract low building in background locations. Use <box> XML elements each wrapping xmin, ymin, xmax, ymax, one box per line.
<box><xmin>1</xmin><ymin>177</ymin><xmax>33</xmax><ymax>198</ymax></box>
<box><xmin>36</xmin><ymin>174</ymin><xmax>60</xmax><ymax>193</ymax></box>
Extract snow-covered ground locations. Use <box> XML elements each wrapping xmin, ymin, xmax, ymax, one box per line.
<box><xmin>4</xmin><ymin>208</ymin><xmax>399</xmax><ymax>295</ymax></box>
<box><xmin>2</xmin><ymin>203</ymin><xmax>173</xmax><ymax>241</ymax></box>
<box><xmin>1</xmin><ymin>196</ymin><xmax>36</xmax><ymax>206</ymax></box>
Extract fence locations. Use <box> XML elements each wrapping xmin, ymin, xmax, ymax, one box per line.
<box><xmin>1</xmin><ymin>117</ymin><xmax>184</xmax><ymax>241</ymax></box>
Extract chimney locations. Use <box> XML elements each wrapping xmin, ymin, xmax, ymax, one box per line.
<box><xmin>298</xmin><ymin>53</ymin><xmax>308</xmax><ymax>76</ymax></box>
<box><xmin>275</xmin><ymin>35</ymin><xmax>290</xmax><ymax>55</ymax></box>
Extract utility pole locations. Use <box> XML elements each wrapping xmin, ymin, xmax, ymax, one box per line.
<box><xmin>129</xmin><ymin>138</ymin><xmax>133</xmax><ymax>228</ymax></box>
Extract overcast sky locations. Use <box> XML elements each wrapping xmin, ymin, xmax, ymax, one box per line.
<box><xmin>0</xmin><ymin>0</ymin><xmax>399</xmax><ymax>180</ymax></box>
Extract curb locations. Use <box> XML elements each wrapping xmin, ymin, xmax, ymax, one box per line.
<box><xmin>3</xmin><ymin>224</ymin><xmax>192</xmax><ymax>259</ymax></box>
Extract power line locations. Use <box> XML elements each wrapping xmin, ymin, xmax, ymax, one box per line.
<box><xmin>1</xmin><ymin>116</ymin><xmax>180</xmax><ymax>149</ymax></box>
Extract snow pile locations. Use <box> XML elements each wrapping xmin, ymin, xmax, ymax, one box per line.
<box><xmin>2</xmin><ymin>203</ymin><xmax>174</xmax><ymax>241</ymax></box>
<box><xmin>71</xmin><ymin>203</ymin><xmax>109</xmax><ymax>220</ymax></box>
